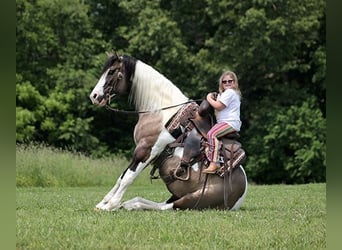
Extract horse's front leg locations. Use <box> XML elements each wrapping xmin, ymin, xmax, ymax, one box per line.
<box><xmin>95</xmin><ymin>150</ymin><xmax>145</xmax><ymax>209</ymax></box>
<box><xmin>100</xmin><ymin>162</ymin><xmax>148</xmax><ymax>211</ymax></box>
<box><xmin>95</xmin><ymin>140</ymin><xmax>151</xmax><ymax>210</ymax></box>
<box><xmin>96</xmin><ymin>128</ymin><xmax>175</xmax><ymax>211</ymax></box>
<box><xmin>95</xmin><ymin>174</ymin><xmax>123</xmax><ymax>209</ymax></box>
<box><xmin>95</xmin><ymin>147</ymin><xmax>150</xmax><ymax>211</ymax></box>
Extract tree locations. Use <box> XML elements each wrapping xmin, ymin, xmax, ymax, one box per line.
<box><xmin>245</xmin><ymin>97</ymin><xmax>326</xmax><ymax>184</ymax></box>
<box><xmin>16</xmin><ymin>0</ymin><xmax>110</xmax><ymax>154</ymax></box>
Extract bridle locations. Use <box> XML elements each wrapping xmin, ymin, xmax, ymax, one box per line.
<box><xmin>103</xmin><ymin>57</ymin><xmax>124</xmax><ymax>104</ymax></box>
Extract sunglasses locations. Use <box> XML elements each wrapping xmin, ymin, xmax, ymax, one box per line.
<box><xmin>222</xmin><ymin>80</ymin><xmax>234</xmax><ymax>84</ymax></box>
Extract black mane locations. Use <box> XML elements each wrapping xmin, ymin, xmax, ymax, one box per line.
<box><xmin>101</xmin><ymin>56</ymin><xmax>116</xmax><ymax>74</ymax></box>
<box><xmin>122</xmin><ymin>55</ymin><xmax>137</xmax><ymax>83</ymax></box>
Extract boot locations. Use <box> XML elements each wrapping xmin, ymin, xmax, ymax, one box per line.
<box><xmin>203</xmin><ymin>162</ymin><xmax>219</xmax><ymax>174</ymax></box>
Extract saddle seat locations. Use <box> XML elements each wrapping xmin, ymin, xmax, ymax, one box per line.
<box><xmin>189</xmin><ymin>115</ymin><xmax>240</xmax><ymax>141</ymax></box>
<box><xmin>222</xmin><ymin>131</ymin><xmax>240</xmax><ymax>140</ymax></box>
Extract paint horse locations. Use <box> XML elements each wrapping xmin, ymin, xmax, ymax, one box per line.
<box><xmin>89</xmin><ymin>52</ymin><xmax>247</xmax><ymax>211</ymax></box>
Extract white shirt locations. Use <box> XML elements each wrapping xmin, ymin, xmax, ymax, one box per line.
<box><xmin>216</xmin><ymin>89</ymin><xmax>241</xmax><ymax>131</ymax></box>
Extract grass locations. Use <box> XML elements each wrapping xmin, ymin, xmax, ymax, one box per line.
<box><xmin>16</xmin><ymin>185</ymin><xmax>326</xmax><ymax>249</ymax></box>
<box><xmin>16</xmin><ymin>144</ymin><xmax>132</xmax><ymax>187</ymax></box>
<box><xmin>16</xmin><ymin>145</ymin><xmax>326</xmax><ymax>249</ymax></box>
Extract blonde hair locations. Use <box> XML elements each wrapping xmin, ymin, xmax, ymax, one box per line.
<box><xmin>218</xmin><ymin>71</ymin><xmax>242</xmax><ymax>98</ymax></box>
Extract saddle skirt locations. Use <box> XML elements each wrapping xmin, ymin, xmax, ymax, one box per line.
<box><xmin>209</xmin><ymin>138</ymin><xmax>246</xmax><ymax>177</ymax></box>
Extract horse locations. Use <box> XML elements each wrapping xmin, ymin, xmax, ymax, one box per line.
<box><xmin>89</xmin><ymin>52</ymin><xmax>248</xmax><ymax>211</ymax></box>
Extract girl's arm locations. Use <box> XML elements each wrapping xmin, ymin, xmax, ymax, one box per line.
<box><xmin>206</xmin><ymin>93</ymin><xmax>226</xmax><ymax>111</ymax></box>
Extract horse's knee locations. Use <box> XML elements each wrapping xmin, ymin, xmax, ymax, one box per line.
<box><xmin>134</xmin><ymin>146</ymin><xmax>151</xmax><ymax>162</ymax></box>
<box><xmin>136</xmin><ymin>138</ymin><xmax>153</xmax><ymax>159</ymax></box>
<box><xmin>127</xmin><ymin>146</ymin><xmax>151</xmax><ymax>172</ymax></box>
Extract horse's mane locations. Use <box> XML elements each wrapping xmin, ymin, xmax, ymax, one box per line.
<box><xmin>129</xmin><ymin>60</ymin><xmax>188</xmax><ymax>112</ymax></box>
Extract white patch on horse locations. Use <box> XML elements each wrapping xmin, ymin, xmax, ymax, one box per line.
<box><xmin>230</xmin><ymin>165</ymin><xmax>248</xmax><ymax>210</ymax></box>
<box><xmin>89</xmin><ymin>69</ymin><xmax>109</xmax><ymax>104</ymax></box>
<box><xmin>191</xmin><ymin>163</ymin><xmax>199</xmax><ymax>172</ymax></box>
<box><xmin>173</xmin><ymin>147</ymin><xmax>183</xmax><ymax>158</ymax></box>
<box><xmin>121</xmin><ymin>197</ymin><xmax>174</xmax><ymax>210</ymax></box>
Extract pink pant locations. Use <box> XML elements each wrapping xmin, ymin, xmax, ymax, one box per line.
<box><xmin>206</xmin><ymin>122</ymin><xmax>235</xmax><ymax>163</ymax></box>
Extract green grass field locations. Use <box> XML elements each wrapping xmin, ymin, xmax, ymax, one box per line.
<box><xmin>16</xmin><ymin>145</ymin><xmax>326</xmax><ymax>249</ymax></box>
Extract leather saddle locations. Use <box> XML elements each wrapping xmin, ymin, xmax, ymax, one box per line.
<box><xmin>181</xmin><ymin>100</ymin><xmax>245</xmax><ymax>174</ymax></box>
<box><xmin>150</xmin><ymin>100</ymin><xmax>246</xmax><ymax>181</ymax></box>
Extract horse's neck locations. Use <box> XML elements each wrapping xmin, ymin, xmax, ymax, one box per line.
<box><xmin>130</xmin><ymin>61</ymin><xmax>188</xmax><ymax>124</ymax></box>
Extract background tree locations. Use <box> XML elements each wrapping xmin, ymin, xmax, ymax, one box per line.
<box><xmin>16</xmin><ymin>0</ymin><xmax>110</xmax><ymax>154</ymax></box>
<box><xmin>16</xmin><ymin>0</ymin><xmax>326</xmax><ymax>183</ymax></box>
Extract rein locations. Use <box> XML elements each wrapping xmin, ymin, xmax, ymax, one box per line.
<box><xmin>105</xmin><ymin>99</ymin><xmax>203</xmax><ymax>114</ymax></box>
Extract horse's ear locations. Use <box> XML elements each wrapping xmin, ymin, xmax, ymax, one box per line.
<box><xmin>114</xmin><ymin>50</ymin><xmax>123</xmax><ymax>61</ymax></box>
<box><xmin>107</xmin><ymin>49</ymin><xmax>121</xmax><ymax>58</ymax></box>
<box><xmin>106</xmin><ymin>50</ymin><xmax>114</xmax><ymax>57</ymax></box>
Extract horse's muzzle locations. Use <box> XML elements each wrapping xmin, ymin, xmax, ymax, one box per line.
<box><xmin>89</xmin><ymin>92</ymin><xmax>107</xmax><ymax>107</ymax></box>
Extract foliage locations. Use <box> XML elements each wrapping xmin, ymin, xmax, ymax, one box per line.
<box><xmin>16</xmin><ymin>0</ymin><xmax>110</xmax><ymax>154</ymax></box>
<box><xmin>16</xmin><ymin>74</ymin><xmax>43</xmax><ymax>142</ymax></box>
<box><xmin>245</xmin><ymin>97</ymin><xmax>326</xmax><ymax>184</ymax></box>
<box><xmin>16</xmin><ymin>0</ymin><xmax>326</xmax><ymax>183</ymax></box>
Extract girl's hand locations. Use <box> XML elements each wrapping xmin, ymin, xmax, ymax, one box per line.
<box><xmin>207</xmin><ymin>92</ymin><xmax>225</xmax><ymax>111</ymax></box>
<box><xmin>207</xmin><ymin>92</ymin><xmax>217</xmax><ymax>100</ymax></box>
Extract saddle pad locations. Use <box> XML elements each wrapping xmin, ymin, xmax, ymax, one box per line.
<box><xmin>166</xmin><ymin>102</ymin><xmax>198</xmax><ymax>131</ymax></box>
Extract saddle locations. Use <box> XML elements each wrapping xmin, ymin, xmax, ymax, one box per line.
<box><xmin>185</xmin><ymin>101</ymin><xmax>246</xmax><ymax>176</ymax></box>
<box><xmin>150</xmin><ymin>100</ymin><xmax>246</xmax><ymax>180</ymax></box>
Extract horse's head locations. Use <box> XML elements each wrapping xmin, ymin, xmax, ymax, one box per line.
<box><xmin>89</xmin><ymin>51</ymin><xmax>134</xmax><ymax>106</ymax></box>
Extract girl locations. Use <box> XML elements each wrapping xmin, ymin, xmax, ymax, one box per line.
<box><xmin>203</xmin><ymin>71</ymin><xmax>242</xmax><ymax>174</ymax></box>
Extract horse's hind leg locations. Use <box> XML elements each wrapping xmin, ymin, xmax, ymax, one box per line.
<box><xmin>121</xmin><ymin>192</ymin><xmax>179</xmax><ymax>211</ymax></box>
<box><xmin>172</xmin><ymin>189</ymin><xmax>221</xmax><ymax>210</ymax></box>
<box><xmin>121</xmin><ymin>197</ymin><xmax>174</xmax><ymax>210</ymax></box>
<box><xmin>229</xmin><ymin>165</ymin><xmax>248</xmax><ymax>210</ymax></box>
